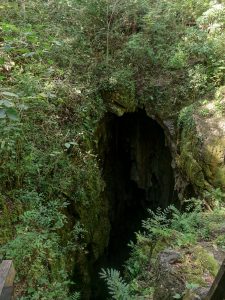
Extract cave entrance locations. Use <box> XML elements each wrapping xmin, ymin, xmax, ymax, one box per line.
<box><xmin>93</xmin><ymin>110</ymin><xmax>175</xmax><ymax>298</ymax></box>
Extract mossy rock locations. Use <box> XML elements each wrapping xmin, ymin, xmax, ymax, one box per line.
<box><xmin>105</xmin><ymin>86</ymin><xmax>137</xmax><ymax>115</ymax></box>
<box><xmin>153</xmin><ymin>249</ymin><xmax>185</xmax><ymax>300</ymax></box>
<box><xmin>178</xmin><ymin>99</ymin><xmax>225</xmax><ymax>194</ymax></box>
<box><xmin>100</xmin><ymin>68</ymin><xmax>137</xmax><ymax>115</ymax></box>
<box><xmin>153</xmin><ymin>245</ymin><xmax>219</xmax><ymax>299</ymax></box>
<box><xmin>181</xmin><ymin>246</ymin><xmax>219</xmax><ymax>286</ymax></box>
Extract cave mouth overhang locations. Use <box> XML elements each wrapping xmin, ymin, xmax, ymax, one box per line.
<box><xmin>97</xmin><ymin>109</ymin><xmax>177</xmax><ymax>266</ymax></box>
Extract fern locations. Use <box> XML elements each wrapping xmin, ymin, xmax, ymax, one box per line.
<box><xmin>142</xmin><ymin>206</ymin><xmax>173</xmax><ymax>241</ymax></box>
<box><xmin>69</xmin><ymin>292</ymin><xmax>80</xmax><ymax>300</ymax></box>
<box><xmin>141</xmin><ymin>204</ymin><xmax>203</xmax><ymax>247</ymax></box>
<box><xmin>100</xmin><ymin>268</ymin><xmax>132</xmax><ymax>300</ymax></box>
<box><xmin>170</xmin><ymin>206</ymin><xmax>200</xmax><ymax>233</ymax></box>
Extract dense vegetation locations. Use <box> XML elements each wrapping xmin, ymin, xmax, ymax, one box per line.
<box><xmin>101</xmin><ymin>194</ymin><xmax>225</xmax><ymax>299</ymax></box>
<box><xmin>0</xmin><ymin>0</ymin><xmax>224</xmax><ymax>299</ymax></box>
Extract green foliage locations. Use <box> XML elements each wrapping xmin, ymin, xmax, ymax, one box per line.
<box><xmin>168</xmin><ymin>48</ymin><xmax>188</xmax><ymax>69</ymax></box>
<box><xmin>173</xmin><ymin>293</ymin><xmax>182</xmax><ymax>299</ymax></box>
<box><xmin>69</xmin><ymin>292</ymin><xmax>80</xmax><ymax>300</ymax></box>
<box><xmin>0</xmin><ymin>2</ymin><xmax>107</xmax><ymax>297</ymax></box>
<box><xmin>142</xmin><ymin>203</ymin><xmax>202</xmax><ymax>247</ymax></box>
<box><xmin>0</xmin><ymin>192</ymin><xmax>85</xmax><ymax>299</ymax></box>
<box><xmin>100</xmin><ymin>268</ymin><xmax>132</xmax><ymax>300</ymax></box>
<box><xmin>0</xmin><ymin>0</ymin><xmax>225</xmax><ymax>298</ymax></box>
<box><xmin>103</xmin><ymin>198</ymin><xmax>225</xmax><ymax>299</ymax></box>
<box><xmin>102</xmin><ymin>202</ymin><xmax>203</xmax><ymax>299</ymax></box>
<box><xmin>204</xmin><ymin>188</ymin><xmax>225</xmax><ymax>208</ymax></box>
<box><xmin>178</xmin><ymin>105</ymin><xmax>195</xmax><ymax>130</ymax></box>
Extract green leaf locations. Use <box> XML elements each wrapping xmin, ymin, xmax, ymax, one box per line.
<box><xmin>3</xmin><ymin>44</ymin><xmax>14</xmax><ymax>52</ymax></box>
<box><xmin>173</xmin><ymin>294</ymin><xmax>182</xmax><ymax>299</ymax></box>
<box><xmin>65</xmin><ymin>143</ymin><xmax>71</xmax><ymax>149</ymax></box>
<box><xmin>0</xmin><ymin>57</ymin><xmax>5</xmax><ymax>65</ymax></box>
<box><xmin>17</xmin><ymin>48</ymin><xmax>30</xmax><ymax>54</ymax></box>
<box><xmin>0</xmin><ymin>108</ymin><xmax>6</xmax><ymax>119</ymax></box>
<box><xmin>6</xmin><ymin>108</ymin><xmax>19</xmax><ymax>121</ymax></box>
<box><xmin>1</xmin><ymin>23</ymin><xmax>18</xmax><ymax>32</ymax></box>
<box><xmin>18</xmin><ymin>104</ymin><xmax>28</xmax><ymax>110</ymax></box>
<box><xmin>1</xmin><ymin>140</ymin><xmax>5</xmax><ymax>149</ymax></box>
<box><xmin>0</xmin><ymin>99</ymin><xmax>14</xmax><ymax>107</ymax></box>
<box><xmin>1</xmin><ymin>91</ymin><xmax>19</xmax><ymax>98</ymax></box>
<box><xmin>22</xmin><ymin>52</ymin><xmax>36</xmax><ymax>58</ymax></box>
<box><xmin>65</xmin><ymin>142</ymin><xmax>77</xmax><ymax>149</ymax></box>
<box><xmin>53</xmin><ymin>40</ymin><xmax>62</xmax><ymax>46</ymax></box>
<box><xmin>186</xmin><ymin>283</ymin><xmax>200</xmax><ymax>290</ymax></box>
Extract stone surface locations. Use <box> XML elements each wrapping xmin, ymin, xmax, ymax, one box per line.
<box><xmin>178</xmin><ymin>96</ymin><xmax>225</xmax><ymax>194</ymax></box>
<box><xmin>154</xmin><ymin>249</ymin><xmax>185</xmax><ymax>300</ymax></box>
<box><xmin>159</xmin><ymin>249</ymin><xmax>182</xmax><ymax>265</ymax></box>
<box><xmin>153</xmin><ymin>245</ymin><xmax>220</xmax><ymax>300</ymax></box>
<box><xmin>0</xmin><ymin>260</ymin><xmax>15</xmax><ymax>299</ymax></box>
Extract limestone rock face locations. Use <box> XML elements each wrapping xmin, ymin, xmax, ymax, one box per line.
<box><xmin>178</xmin><ymin>95</ymin><xmax>225</xmax><ymax>194</ymax></box>
<box><xmin>194</xmin><ymin>104</ymin><xmax>225</xmax><ymax>190</ymax></box>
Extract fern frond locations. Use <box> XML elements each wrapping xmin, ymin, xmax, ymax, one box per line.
<box><xmin>69</xmin><ymin>291</ymin><xmax>80</xmax><ymax>300</ymax></box>
<box><xmin>100</xmin><ymin>268</ymin><xmax>132</xmax><ymax>300</ymax></box>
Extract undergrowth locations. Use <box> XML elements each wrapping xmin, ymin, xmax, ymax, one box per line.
<box><xmin>0</xmin><ymin>0</ymin><xmax>224</xmax><ymax>299</ymax></box>
<box><xmin>101</xmin><ymin>192</ymin><xmax>225</xmax><ymax>299</ymax></box>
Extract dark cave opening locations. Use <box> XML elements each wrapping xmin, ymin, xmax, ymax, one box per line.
<box><xmin>91</xmin><ymin>110</ymin><xmax>176</xmax><ymax>299</ymax></box>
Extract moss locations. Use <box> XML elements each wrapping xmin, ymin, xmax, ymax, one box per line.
<box><xmin>100</xmin><ymin>68</ymin><xmax>137</xmax><ymax>115</ymax></box>
<box><xmin>203</xmin><ymin>139</ymin><xmax>225</xmax><ymax>189</ymax></box>
<box><xmin>103</xmin><ymin>86</ymin><xmax>137</xmax><ymax>115</ymax></box>
<box><xmin>181</xmin><ymin>246</ymin><xmax>219</xmax><ymax>286</ymax></box>
<box><xmin>151</xmin><ymin>239</ymin><xmax>170</xmax><ymax>259</ymax></box>
<box><xmin>178</xmin><ymin>109</ymin><xmax>212</xmax><ymax>193</ymax></box>
<box><xmin>178</xmin><ymin>145</ymin><xmax>206</xmax><ymax>190</ymax></box>
<box><xmin>178</xmin><ymin>106</ymin><xmax>205</xmax><ymax>188</ymax></box>
<box><xmin>215</xmin><ymin>234</ymin><xmax>225</xmax><ymax>247</ymax></box>
<box><xmin>184</xmin><ymin>153</ymin><xmax>205</xmax><ymax>188</ymax></box>
<box><xmin>194</xmin><ymin>246</ymin><xmax>219</xmax><ymax>276</ymax></box>
<box><xmin>178</xmin><ymin>99</ymin><xmax>225</xmax><ymax>195</ymax></box>
<box><xmin>0</xmin><ymin>195</ymin><xmax>14</xmax><ymax>245</ymax></box>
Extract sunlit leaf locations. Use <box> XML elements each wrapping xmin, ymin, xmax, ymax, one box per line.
<box><xmin>17</xmin><ymin>48</ymin><xmax>30</xmax><ymax>54</ymax></box>
<box><xmin>173</xmin><ymin>293</ymin><xmax>182</xmax><ymax>299</ymax></box>
<box><xmin>1</xmin><ymin>91</ymin><xmax>19</xmax><ymax>98</ymax></box>
<box><xmin>0</xmin><ymin>57</ymin><xmax>5</xmax><ymax>65</ymax></box>
<box><xmin>18</xmin><ymin>104</ymin><xmax>29</xmax><ymax>110</ymax></box>
<box><xmin>65</xmin><ymin>143</ymin><xmax>71</xmax><ymax>149</ymax></box>
<box><xmin>0</xmin><ymin>99</ymin><xmax>14</xmax><ymax>107</ymax></box>
<box><xmin>53</xmin><ymin>41</ymin><xmax>62</xmax><ymax>46</ymax></box>
<box><xmin>1</xmin><ymin>22</ymin><xmax>18</xmax><ymax>32</ymax></box>
<box><xmin>0</xmin><ymin>108</ymin><xmax>6</xmax><ymax>119</ymax></box>
<box><xmin>22</xmin><ymin>52</ymin><xmax>36</xmax><ymax>58</ymax></box>
<box><xmin>6</xmin><ymin>107</ymin><xmax>19</xmax><ymax>121</ymax></box>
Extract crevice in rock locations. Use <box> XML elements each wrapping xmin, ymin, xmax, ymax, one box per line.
<box><xmin>91</xmin><ymin>109</ymin><xmax>177</xmax><ymax>299</ymax></box>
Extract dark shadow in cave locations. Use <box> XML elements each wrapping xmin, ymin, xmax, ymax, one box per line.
<box><xmin>91</xmin><ymin>110</ymin><xmax>176</xmax><ymax>299</ymax></box>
